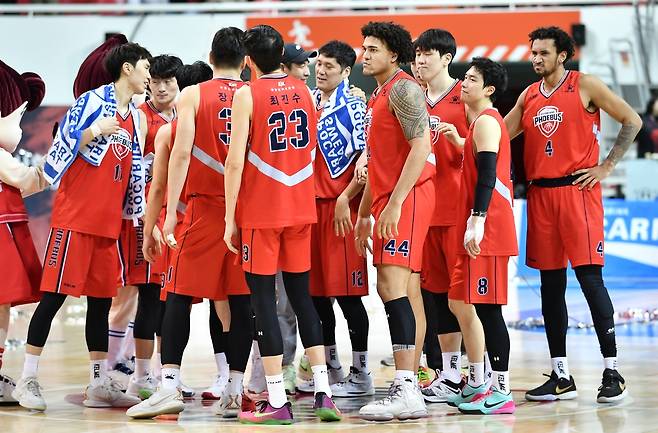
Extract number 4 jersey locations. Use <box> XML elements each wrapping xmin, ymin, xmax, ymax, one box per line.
<box><xmin>238</xmin><ymin>74</ymin><xmax>318</xmax><ymax>229</ymax></box>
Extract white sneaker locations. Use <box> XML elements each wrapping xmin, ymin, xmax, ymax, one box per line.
<box><xmin>180</xmin><ymin>382</ymin><xmax>195</xmax><ymax>398</ymax></box>
<box><xmin>83</xmin><ymin>378</ymin><xmax>141</xmax><ymax>408</ymax></box>
<box><xmin>12</xmin><ymin>376</ymin><xmax>46</xmax><ymax>411</ymax></box>
<box><xmin>359</xmin><ymin>380</ymin><xmax>427</xmax><ymax>421</ymax></box>
<box><xmin>421</xmin><ymin>376</ymin><xmax>463</xmax><ymax>403</ymax></box>
<box><xmin>297</xmin><ymin>365</ymin><xmax>343</xmax><ymax>393</ymax></box>
<box><xmin>283</xmin><ymin>364</ymin><xmax>296</xmax><ymax>395</ymax></box>
<box><xmin>328</xmin><ymin>366</ymin><xmax>344</xmax><ymax>384</ymax></box>
<box><xmin>202</xmin><ymin>374</ymin><xmax>228</xmax><ymax>400</ymax></box>
<box><xmin>331</xmin><ymin>367</ymin><xmax>375</xmax><ymax>397</ymax></box>
<box><xmin>0</xmin><ymin>374</ymin><xmax>18</xmax><ymax>403</ymax></box>
<box><xmin>127</xmin><ymin>374</ymin><xmax>158</xmax><ymax>400</ymax></box>
<box><xmin>107</xmin><ymin>367</ymin><xmax>131</xmax><ymax>392</ymax></box>
<box><xmin>212</xmin><ymin>388</ymin><xmax>242</xmax><ymax>418</ymax></box>
<box><xmin>126</xmin><ymin>388</ymin><xmax>185</xmax><ymax>419</ymax></box>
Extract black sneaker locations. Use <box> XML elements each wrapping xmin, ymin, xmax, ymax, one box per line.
<box><xmin>113</xmin><ymin>362</ymin><xmax>135</xmax><ymax>376</ymax></box>
<box><xmin>597</xmin><ymin>369</ymin><xmax>627</xmax><ymax>403</ymax></box>
<box><xmin>525</xmin><ymin>371</ymin><xmax>578</xmax><ymax>401</ymax></box>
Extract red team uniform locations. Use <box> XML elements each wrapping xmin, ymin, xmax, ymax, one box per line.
<box><xmin>450</xmin><ymin>108</ymin><xmax>517</xmax><ymax>305</ymax></box>
<box><xmin>310</xmin><ymin>105</ymin><xmax>368</xmax><ymax>297</ymax></box>
<box><xmin>239</xmin><ymin>74</ymin><xmax>317</xmax><ymax>275</ymax></box>
<box><xmin>0</xmin><ymin>183</ymin><xmax>42</xmax><ymax>306</ymax></box>
<box><xmin>165</xmin><ymin>78</ymin><xmax>249</xmax><ymax>300</ymax></box>
<box><xmin>421</xmin><ymin>80</ymin><xmax>468</xmax><ymax>293</ymax></box>
<box><xmin>42</xmin><ymin>110</ymin><xmax>135</xmax><ymax>298</ymax></box>
<box><xmin>364</xmin><ymin>70</ymin><xmax>435</xmax><ymax>272</ymax></box>
<box><xmin>521</xmin><ymin>71</ymin><xmax>604</xmax><ymax>270</ymax></box>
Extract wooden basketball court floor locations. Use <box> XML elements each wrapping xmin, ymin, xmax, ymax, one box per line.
<box><xmin>1</xmin><ymin>298</ymin><xmax>657</xmax><ymax>433</ymax></box>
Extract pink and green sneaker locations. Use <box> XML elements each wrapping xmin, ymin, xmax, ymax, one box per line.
<box><xmin>458</xmin><ymin>389</ymin><xmax>515</xmax><ymax>415</ymax></box>
<box><xmin>313</xmin><ymin>392</ymin><xmax>341</xmax><ymax>421</ymax></box>
<box><xmin>238</xmin><ymin>400</ymin><xmax>293</xmax><ymax>425</ymax></box>
<box><xmin>447</xmin><ymin>382</ymin><xmax>490</xmax><ymax>407</ymax></box>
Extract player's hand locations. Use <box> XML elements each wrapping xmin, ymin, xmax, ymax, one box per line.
<box><xmin>163</xmin><ymin>212</ymin><xmax>178</xmax><ymax>249</ymax></box>
<box><xmin>333</xmin><ymin>194</ymin><xmax>353</xmax><ymax>237</ymax></box>
<box><xmin>463</xmin><ymin>214</ymin><xmax>485</xmax><ymax>259</ymax></box>
<box><xmin>224</xmin><ymin>218</ymin><xmax>239</xmax><ymax>254</ymax></box>
<box><xmin>571</xmin><ymin>162</ymin><xmax>613</xmax><ymax>190</ymax></box>
<box><xmin>142</xmin><ymin>228</ymin><xmax>160</xmax><ymax>263</ymax></box>
<box><xmin>355</xmin><ymin>165</ymin><xmax>368</xmax><ymax>185</ymax></box>
<box><xmin>349</xmin><ymin>85</ymin><xmax>367</xmax><ymax>103</ymax></box>
<box><xmin>354</xmin><ymin>216</ymin><xmax>373</xmax><ymax>257</ymax></box>
<box><xmin>152</xmin><ymin>225</ymin><xmax>165</xmax><ymax>254</ymax></box>
<box><xmin>95</xmin><ymin>116</ymin><xmax>120</xmax><ymax>136</ymax></box>
<box><xmin>436</xmin><ymin>122</ymin><xmax>463</xmax><ymax>147</ymax></box>
<box><xmin>376</xmin><ymin>201</ymin><xmax>401</xmax><ymax>240</ymax></box>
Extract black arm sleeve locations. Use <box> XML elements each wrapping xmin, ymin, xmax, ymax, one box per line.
<box><xmin>472</xmin><ymin>151</ymin><xmax>498</xmax><ymax>214</ymax></box>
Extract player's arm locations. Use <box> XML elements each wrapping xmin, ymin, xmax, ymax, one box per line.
<box><xmin>354</xmin><ymin>180</ymin><xmax>373</xmax><ymax>257</ymax></box>
<box><xmin>163</xmin><ymin>85</ymin><xmax>198</xmax><ymax>247</ymax></box>
<box><xmin>334</xmin><ymin>167</ymin><xmax>365</xmax><ymax>237</ymax></box>
<box><xmin>78</xmin><ymin>116</ymin><xmax>120</xmax><ymax>148</ymax></box>
<box><xmin>464</xmin><ymin>115</ymin><xmax>501</xmax><ymax>259</ymax></box>
<box><xmin>223</xmin><ymin>85</ymin><xmax>252</xmax><ymax>254</ymax></box>
<box><xmin>572</xmin><ymin>74</ymin><xmax>642</xmax><ymax>190</ymax></box>
<box><xmin>377</xmin><ymin>78</ymin><xmax>431</xmax><ymax>240</ymax></box>
<box><xmin>142</xmin><ymin>124</ymin><xmax>171</xmax><ymax>262</ymax></box>
<box><xmin>354</xmin><ymin>151</ymin><xmax>368</xmax><ymax>184</ymax></box>
<box><xmin>503</xmin><ymin>86</ymin><xmax>529</xmax><ymax>140</ymax></box>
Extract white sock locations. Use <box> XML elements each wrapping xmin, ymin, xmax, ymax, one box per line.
<box><xmin>266</xmin><ymin>374</ymin><xmax>287</xmax><ymax>408</ymax></box>
<box><xmin>311</xmin><ymin>364</ymin><xmax>332</xmax><ymax>397</ymax></box>
<box><xmin>107</xmin><ymin>328</ymin><xmax>126</xmax><ymax>367</ymax></box>
<box><xmin>468</xmin><ymin>362</ymin><xmax>485</xmax><ymax>387</ymax></box>
<box><xmin>395</xmin><ymin>369</ymin><xmax>415</xmax><ymax>384</ymax></box>
<box><xmin>442</xmin><ymin>351</ymin><xmax>462</xmax><ymax>383</ymax></box>
<box><xmin>153</xmin><ymin>352</ymin><xmax>162</xmax><ymax>379</ymax></box>
<box><xmin>325</xmin><ymin>345</ymin><xmax>341</xmax><ymax>369</ymax></box>
<box><xmin>492</xmin><ymin>371</ymin><xmax>510</xmax><ymax>395</ymax></box>
<box><xmin>0</xmin><ymin>328</ymin><xmax>7</xmax><ymax>371</ymax></box>
<box><xmin>228</xmin><ymin>371</ymin><xmax>244</xmax><ymax>394</ymax></box>
<box><xmin>22</xmin><ymin>353</ymin><xmax>40</xmax><ymax>379</ymax></box>
<box><xmin>484</xmin><ymin>352</ymin><xmax>492</xmax><ymax>382</ymax></box>
<box><xmin>353</xmin><ymin>351</ymin><xmax>368</xmax><ymax>373</ymax></box>
<box><xmin>135</xmin><ymin>358</ymin><xmax>150</xmax><ymax>380</ymax></box>
<box><xmin>604</xmin><ymin>357</ymin><xmax>618</xmax><ymax>371</ymax></box>
<box><xmin>552</xmin><ymin>357</ymin><xmax>570</xmax><ymax>379</ymax></box>
<box><xmin>161</xmin><ymin>367</ymin><xmax>180</xmax><ymax>390</ymax></box>
<box><xmin>90</xmin><ymin>359</ymin><xmax>107</xmax><ymax>387</ymax></box>
<box><xmin>215</xmin><ymin>352</ymin><xmax>229</xmax><ymax>376</ymax></box>
<box><xmin>121</xmin><ymin>322</ymin><xmax>135</xmax><ymax>361</ymax></box>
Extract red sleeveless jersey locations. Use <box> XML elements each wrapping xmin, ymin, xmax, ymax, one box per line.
<box><xmin>139</xmin><ymin>100</ymin><xmax>175</xmax><ymax>156</ymax></box>
<box><xmin>521</xmin><ymin>71</ymin><xmax>600</xmax><ymax>180</ymax></box>
<box><xmin>427</xmin><ymin>80</ymin><xmax>468</xmax><ymax>226</ymax></box>
<box><xmin>238</xmin><ymin>74</ymin><xmax>317</xmax><ymax>229</ymax></box>
<box><xmin>365</xmin><ymin>70</ymin><xmax>435</xmax><ymax>205</ymax></box>
<box><xmin>50</xmin><ymin>110</ymin><xmax>134</xmax><ymax>239</ymax></box>
<box><xmin>314</xmin><ymin>106</ymin><xmax>355</xmax><ymax>199</ymax></box>
<box><xmin>457</xmin><ymin>108</ymin><xmax>517</xmax><ymax>256</ymax></box>
<box><xmin>186</xmin><ymin>78</ymin><xmax>245</xmax><ymax>198</ymax></box>
<box><xmin>0</xmin><ymin>182</ymin><xmax>27</xmax><ymax>223</ymax></box>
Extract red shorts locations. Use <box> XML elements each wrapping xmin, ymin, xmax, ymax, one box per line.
<box><xmin>0</xmin><ymin>222</ymin><xmax>42</xmax><ymax>306</ymax></box>
<box><xmin>526</xmin><ymin>184</ymin><xmax>605</xmax><ymax>270</ymax></box>
<box><xmin>372</xmin><ymin>180</ymin><xmax>434</xmax><ymax>272</ymax></box>
<box><xmin>421</xmin><ymin>225</ymin><xmax>458</xmax><ymax>293</ymax></box>
<box><xmin>117</xmin><ymin>219</ymin><xmax>151</xmax><ymax>286</ymax></box>
<box><xmin>166</xmin><ymin>195</ymin><xmax>248</xmax><ymax>300</ymax></box>
<box><xmin>241</xmin><ymin>224</ymin><xmax>311</xmax><ymax>275</ymax></box>
<box><xmin>41</xmin><ymin>227</ymin><xmax>118</xmax><ymax>298</ymax></box>
<box><xmin>310</xmin><ymin>199</ymin><xmax>368</xmax><ymax>297</ymax></box>
<box><xmin>449</xmin><ymin>254</ymin><xmax>509</xmax><ymax>305</ymax></box>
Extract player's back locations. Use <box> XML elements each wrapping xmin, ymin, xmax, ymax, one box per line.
<box><xmin>239</xmin><ymin>73</ymin><xmax>317</xmax><ymax>229</ymax></box>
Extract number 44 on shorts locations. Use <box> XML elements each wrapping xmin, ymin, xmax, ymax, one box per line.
<box><xmin>384</xmin><ymin>239</ymin><xmax>410</xmax><ymax>257</ymax></box>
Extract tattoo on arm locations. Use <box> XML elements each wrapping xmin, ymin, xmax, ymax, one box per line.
<box><xmin>389</xmin><ymin>79</ymin><xmax>428</xmax><ymax>141</ymax></box>
<box><xmin>605</xmin><ymin>123</ymin><xmax>641</xmax><ymax>166</ymax></box>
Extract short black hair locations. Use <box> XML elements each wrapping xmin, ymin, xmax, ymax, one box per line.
<box><xmin>209</xmin><ymin>27</ymin><xmax>246</xmax><ymax>69</ymax></box>
<box><xmin>176</xmin><ymin>61</ymin><xmax>213</xmax><ymax>91</ymax></box>
<box><xmin>529</xmin><ymin>26</ymin><xmax>576</xmax><ymax>62</ymax></box>
<box><xmin>318</xmin><ymin>40</ymin><xmax>357</xmax><ymax>70</ymax></box>
<box><xmin>243</xmin><ymin>25</ymin><xmax>284</xmax><ymax>74</ymax></box>
<box><xmin>150</xmin><ymin>54</ymin><xmax>183</xmax><ymax>80</ymax></box>
<box><xmin>467</xmin><ymin>57</ymin><xmax>508</xmax><ymax>102</ymax></box>
<box><xmin>361</xmin><ymin>21</ymin><xmax>414</xmax><ymax>65</ymax></box>
<box><xmin>104</xmin><ymin>42</ymin><xmax>152</xmax><ymax>82</ymax></box>
<box><xmin>414</xmin><ymin>29</ymin><xmax>457</xmax><ymax>63</ymax></box>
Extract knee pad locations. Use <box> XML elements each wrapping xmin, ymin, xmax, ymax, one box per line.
<box><xmin>384</xmin><ymin>297</ymin><xmax>416</xmax><ymax>351</ymax></box>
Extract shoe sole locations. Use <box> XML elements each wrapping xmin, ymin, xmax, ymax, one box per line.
<box><xmin>201</xmin><ymin>392</ymin><xmax>221</xmax><ymax>400</ymax></box>
<box><xmin>127</xmin><ymin>402</ymin><xmax>185</xmax><ymax>419</ymax></box>
<box><xmin>360</xmin><ymin>410</ymin><xmax>427</xmax><ymax>421</ymax></box>
<box><xmin>239</xmin><ymin>418</ymin><xmax>293</xmax><ymax>425</ymax></box>
<box><xmin>16</xmin><ymin>399</ymin><xmax>46</xmax><ymax>411</ymax></box>
<box><xmin>597</xmin><ymin>388</ymin><xmax>628</xmax><ymax>403</ymax></box>
<box><xmin>422</xmin><ymin>395</ymin><xmax>449</xmax><ymax>403</ymax></box>
<box><xmin>459</xmin><ymin>407</ymin><xmax>516</xmax><ymax>415</ymax></box>
<box><xmin>315</xmin><ymin>408</ymin><xmax>341</xmax><ymax>422</ymax></box>
<box><xmin>84</xmin><ymin>398</ymin><xmax>141</xmax><ymax>408</ymax></box>
<box><xmin>216</xmin><ymin>407</ymin><xmax>240</xmax><ymax>418</ymax></box>
<box><xmin>525</xmin><ymin>390</ymin><xmax>578</xmax><ymax>401</ymax></box>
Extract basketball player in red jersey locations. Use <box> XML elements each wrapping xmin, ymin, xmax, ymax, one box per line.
<box><xmin>355</xmin><ymin>22</ymin><xmax>435</xmax><ymax>421</ymax></box>
<box><xmin>442</xmin><ymin>57</ymin><xmax>517</xmax><ymax>415</ymax></box>
<box><xmin>224</xmin><ymin>25</ymin><xmax>340</xmax><ymax>424</ymax></box>
<box><xmin>505</xmin><ymin>26</ymin><xmax>641</xmax><ymax>403</ymax></box>
<box><xmin>13</xmin><ymin>42</ymin><xmax>151</xmax><ymax>412</ymax></box>
<box><xmin>414</xmin><ymin>28</ymin><xmax>468</xmax><ymax>403</ymax></box>
<box><xmin>128</xmin><ymin>28</ymin><xmax>252</xmax><ymax>419</ymax></box>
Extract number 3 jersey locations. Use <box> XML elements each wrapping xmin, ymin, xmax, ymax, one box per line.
<box><xmin>238</xmin><ymin>74</ymin><xmax>318</xmax><ymax>229</ymax></box>
<box><xmin>521</xmin><ymin>71</ymin><xmax>600</xmax><ymax>180</ymax></box>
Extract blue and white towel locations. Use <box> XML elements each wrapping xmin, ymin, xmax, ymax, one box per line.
<box><xmin>44</xmin><ymin>83</ymin><xmax>146</xmax><ymax>220</ymax></box>
<box><xmin>314</xmin><ymin>78</ymin><xmax>366</xmax><ymax>178</ymax></box>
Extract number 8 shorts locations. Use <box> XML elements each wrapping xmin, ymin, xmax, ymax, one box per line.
<box><xmin>372</xmin><ymin>180</ymin><xmax>434</xmax><ymax>273</ymax></box>
<box><xmin>448</xmin><ymin>254</ymin><xmax>510</xmax><ymax>305</ymax></box>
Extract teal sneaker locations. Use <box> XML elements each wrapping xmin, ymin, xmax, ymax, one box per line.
<box><xmin>458</xmin><ymin>389</ymin><xmax>515</xmax><ymax>414</ymax></box>
<box><xmin>447</xmin><ymin>382</ymin><xmax>489</xmax><ymax>407</ymax></box>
